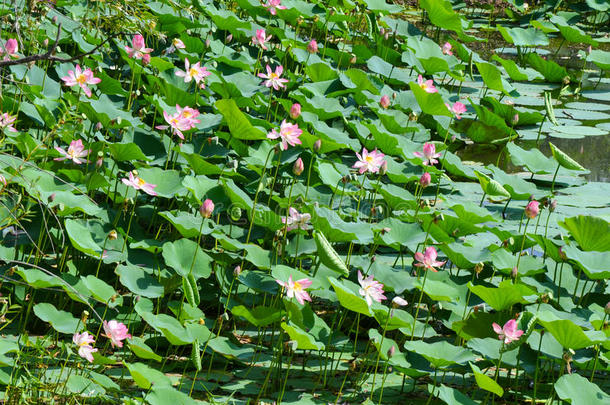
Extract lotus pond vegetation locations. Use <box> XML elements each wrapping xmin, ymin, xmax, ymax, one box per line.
<box><xmin>0</xmin><ymin>0</ymin><xmax>609</xmax><ymax>404</ymax></box>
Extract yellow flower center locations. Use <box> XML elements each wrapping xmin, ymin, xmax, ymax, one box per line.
<box><xmin>270</xmin><ymin>73</ymin><xmax>278</xmax><ymax>80</ymax></box>
<box><xmin>137</xmin><ymin>178</ymin><xmax>147</xmax><ymax>187</ymax></box>
<box><xmin>293</xmin><ymin>281</ymin><xmax>302</xmax><ymax>291</ymax></box>
<box><xmin>76</xmin><ymin>74</ymin><xmax>87</xmax><ymax>85</ymax></box>
<box><xmin>365</xmin><ymin>156</ymin><xmax>374</xmax><ymax>163</ymax></box>
<box><xmin>189</xmin><ymin>68</ymin><xmax>199</xmax><ymax>77</ymax></box>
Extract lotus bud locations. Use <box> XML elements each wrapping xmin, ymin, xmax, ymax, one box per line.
<box><xmin>525</xmin><ymin>200</ymin><xmax>539</xmax><ymax>219</ymax></box>
<box><xmin>379</xmin><ymin>27</ymin><xmax>385</xmax><ymax>36</ymax></box>
<box><xmin>587</xmin><ymin>45</ymin><xmax>592</xmax><ymax>54</ymax></box>
<box><xmin>297</xmin><ymin>16</ymin><xmax>304</xmax><ymax>25</ymax></box>
<box><xmin>409</xmin><ymin>111</ymin><xmax>418</xmax><ymax>121</ymax></box>
<box><xmin>380</xmin><ymin>95</ymin><xmax>390</xmax><ymax>109</ymax></box>
<box><xmin>313</xmin><ymin>139</ymin><xmax>322</xmax><ymax>152</ymax></box>
<box><xmin>392</xmin><ymin>92</ymin><xmax>397</xmax><ymax>99</ymax></box>
<box><xmin>381</xmin><ymin>227</ymin><xmax>391</xmax><ymax>234</ymax></box>
<box><xmin>379</xmin><ymin>160</ymin><xmax>388</xmax><ymax>175</ymax></box>
<box><xmin>549</xmin><ymin>199</ymin><xmax>557</xmax><ymax>212</ymax></box>
<box><xmin>226</xmin><ymin>34</ymin><xmax>233</xmax><ymax>43</ymax></box>
<box><xmin>0</xmin><ymin>175</ymin><xmax>6</xmax><ymax>186</ymax></box>
<box><xmin>349</xmin><ymin>54</ymin><xmax>357</xmax><ymax>64</ymax></box>
<box><xmin>293</xmin><ymin>157</ymin><xmax>304</xmax><ymax>176</ymax></box>
<box><xmin>419</xmin><ymin>172</ymin><xmax>431</xmax><ymax>188</ymax></box>
<box><xmin>384</xmin><ymin>31</ymin><xmax>390</xmax><ymax>41</ymax></box>
<box><xmin>290</xmin><ymin>103</ymin><xmax>301</xmax><ymax>119</ymax></box>
<box><xmin>108</xmin><ymin>230</ymin><xmax>118</xmax><ymax>240</ymax></box>
<box><xmin>474</xmin><ymin>262</ymin><xmax>484</xmax><ymax>275</ymax></box>
<box><xmin>205</xmin><ymin>38</ymin><xmax>211</xmax><ymax>48</ymax></box>
<box><xmin>234</xmin><ymin>265</ymin><xmax>242</xmax><ymax>276</ymax></box>
<box><xmin>307</xmin><ymin>39</ymin><xmax>318</xmax><ymax>54</ymax></box>
<box><xmin>313</xmin><ymin>15</ymin><xmax>319</xmax><ymax>23</ymax></box>
<box><xmin>43</xmin><ymin>38</ymin><xmax>49</xmax><ymax>47</ymax></box>
<box><xmin>511</xmin><ymin>114</ymin><xmax>519</xmax><ymax>126</ymax></box>
<box><xmin>48</xmin><ymin>193</ymin><xmax>56</xmax><ymax>203</ymax></box>
<box><xmin>387</xmin><ymin>345</ymin><xmax>395</xmax><ymax>358</ymax></box>
<box><xmin>199</xmin><ymin>318</ymin><xmax>205</xmax><ymax>325</ymax></box>
<box><xmin>562</xmin><ymin>76</ymin><xmax>570</xmax><ymax>85</ymax></box>
<box><xmin>511</xmin><ymin>266</ymin><xmax>518</xmax><ymax>279</ymax></box>
<box><xmin>558</xmin><ymin>246</ymin><xmax>567</xmax><ymax>261</ymax></box>
<box><xmin>200</xmin><ymin>199</ymin><xmax>214</xmax><ymax>218</ymax></box>
<box><xmin>81</xmin><ymin>310</ymin><xmax>89</xmax><ymax>324</ymax></box>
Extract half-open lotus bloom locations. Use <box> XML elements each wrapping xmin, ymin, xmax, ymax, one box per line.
<box><xmin>493</xmin><ymin>319</ymin><xmax>524</xmax><ymax>344</ymax></box>
<box><xmin>282</xmin><ymin>207</ymin><xmax>311</xmax><ymax>231</ymax></box>
<box><xmin>73</xmin><ymin>332</ymin><xmax>97</xmax><ymax>363</ymax></box>
<box><xmin>125</xmin><ymin>34</ymin><xmax>153</xmax><ymax>64</ymax></box>
<box><xmin>358</xmin><ymin>270</ymin><xmax>386</xmax><ymax>307</ymax></box>
<box><xmin>264</xmin><ymin>0</ymin><xmax>286</xmax><ymax>15</ymax></box>
<box><xmin>290</xmin><ymin>103</ymin><xmax>301</xmax><ymax>119</ymax></box>
<box><xmin>414</xmin><ymin>246</ymin><xmax>446</xmax><ymax>272</ymax></box>
<box><xmin>103</xmin><ymin>320</ymin><xmax>132</xmax><ymax>348</ymax></box>
<box><xmin>525</xmin><ymin>200</ymin><xmax>539</xmax><ymax>219</ymax></box>
<box><xmin>175</xmin><ymin>58</ymin><xmax>211</xmax><ymax>88</ymax></box>
<box><xmin>252</xmin><ymin>29</ymin><xmax>272</xmax><ymax>50</ymax></box>
<box><xmin>417</xmin><ymin>74</ymin><xmax>438</xmax><ymax>93</ymax></box>
<box><xmin>200</xmin><ymin>198</ymin><xmax>214</xmax><ymax>218</ymax></box>
<box><xmin>173</xmin><ymin>38</ymin><xmax>186</xmax><ymax>49</ymax></box>
<box><xmin>55</xmin><ymin>139</ymin><xmax>91</xmax><ymax>164</ymax></box>
<box><xmin>258</xmin><ymin>64</ymin><xmax>289</xmax><ymax>91</ymax></box>
<box><xmin>276</xmin><ymin>275</ymin><xmax>312</xmax><ymax>305</ymax></box>
<box><xmin>267</xmin><ymin>119</ymin><xmax>302</xmax><ymax>150</ymax></box>
<box><xmin>413</xmin><ymin>142</ymin><xmax>442</xmax><ymax>166</ymax></box>
<box><xmin>1</xmin><ymin>38</ymin><xmax>19</xmax><ymax>59</ymax></box>
<box><xmin>442</xmin><ymin>42</ymin><xmax>452</xmax><ymax>55</ymax></box>
<box><xmin>353</xmin><ymin>147</ymin><xmax>385</xmax><ymax>174</ymax></box>
<box><xmin>419</xmin><ymin>172</ymin><xmax>431</xmax><ymax>188</ymax></box>
<box><xmin>446</xmin><ymin>101</ymin><xmax>467</xmax><ymax>119</ymax></box>
<box><xmin>0</xmin><ymin>112</ymin><xmax>18</xmax><ymax>132</ymax></box>
<box><xmin>61</xmin><ymin>65</ymin><xmax>101</xmax><ymax>98</ymax></box>
<box><xmin>122</xmin><ymin>172</ymin><xmax>158</xmax><ymax>196</ymax></box>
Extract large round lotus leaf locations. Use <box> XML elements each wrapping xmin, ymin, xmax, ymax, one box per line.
<box><xmin>558</xmin><ymin>215</ymin><xmax>610</xmax><ymax>252</ymax></box>
<box><xmin>403</xmin><ymin>340</ymin><xmax>476</xmax><ymax>368</ymax></box>
<box><xmin>549</xmin><ymin>142</ymin><xmax>586</xmax><ymax>171</ymax></box>
<box><xmin>555</xmin><ymin>373</ymin><xmax>610</xmax><ymax>405</ymax></box>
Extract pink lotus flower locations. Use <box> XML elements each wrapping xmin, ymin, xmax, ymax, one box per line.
<box><xmin>413</xmin><ymin>143</ymin><xmax>441</xmax><ymax>166</ymax></box>
<box><xmin>419</xmin><ymin>172</ymin><xmax>431</xmax><ymax>188</ymax></box>
<box><xmin>289</xmin><ymin>103</ymin><xmax>301</xmax><ymax>119</ymax></box>
<box><xmin>267</xmin><ymin>119</ymin><xmax>302</xmax><ymax>150</ymax></box>
<box><xmin>73</xmin><ymin>332</ymin><xmax>97</xmax><ymax>363</ymax></box>
<box><xmin>1</xmin><ymin>38</ymin><xmax>18</xmax><ymax>59</ymax></box>
<box><xmin>358</xmin><ymin>270</ymin><xmax>386</xmax><ymax>307</ymax></box>
<box><xmin>442</xmin><ymin>42</ymin><xmax>453</xmax><ymax>56</ymax></box>
<box><xmin>125</xmin><ymin>34</ymin><xmax>153</xmax><ymax>64</ymax></box>
<box><xmin>307</xmin><ymin>39</ymin><xmax>318</xmax><ymax>54</ymax></box>
<box><xmin>122</xmin><ymin>172</ymin><xmax>158</xmax><ymax>196</ymax></box>
<box><xmin>156</xmin><ymin>105</ymin><xmax>201</xmax><ymax>139</ymax></box>
<box><xmin>102</xmin><ymin>320</ymin><xmax>131</xmax><ymax>348</ymax></box>
<box><xmin>380</xmin><ymin>95</ymin><xmax>391</xmax><ymax>109</ymax></box>
<box><xmin>492</xmin><ymin>319</ymin><xmax>524</xmax><ymax>344</ymax></box>
<box><xmin>252</xmin><ymin>29</ymin><xmax>272</xmax><ymax>50</ymax></box>
<box><xmin>173</xmin><ymin>38</ymin><xmax>186</xmax><ymax>49</ymax></box>
<box><xmin>282</xmin><ymin>207</ymin><xmax>311</xmax><ymax>232</ymax></box>
<box><xmin>54</xmin><ymin>139</ymin><xmax>91</xmax><ymax>164</ymax></box>
<box><xmin>276</xmin><ymin>275</ymin><xmax>312</xmax><ymax>305</ymax></box>
<box><xmin>414</xmin><ymin>246</ymin><xmax>446</xmax><ymax>272</ymax></box>
<box><xmin>446</xmin><ymin>101</ymin><xmax>467</xmax><ymax>119</ymax></box>
<box><xmin>175</xmin><ymin>58</ymin><xmax>211</xmax><ymax>89</ymax></box>
<box><xmin>200</xmin><ymin>198</ymin><xmax>214</xmax><ymax>218</ymax></box>
<box><xmin>0</xmin><ymin>112</ymin><xmax>18</xmax><ymax>132</ymax></box>
<box><xmin>293</xmin><ymin>157</ymin><xmax>304</xmax><ymax>176</ymax></box>
<box><xmin>61</xmin><ymin>65</ymin><xmax>101</xmax><ymax>98</ymax></box>
<box><xmin>417</xmin><ymin>75</ymin><xmax>438</xmax><ymax>93</ymax></box>
<box><xmin>258</xmin><ymin>64</ymin><xmax>289</xmax><ymax>91</ymax></box>
<box><xmin>353</xmin><ymin>148</ymin><xmax>386</xmax><ymax>174</ymax></box>
<box><xmin>263</xmin><ymin>0</ymin><xmax>287</xmax><ymax>15</ymax></box>
<box><xmin>525</xmin><ymin>200</ymin><xmax>539</xmax><ymax>219</ymax></box>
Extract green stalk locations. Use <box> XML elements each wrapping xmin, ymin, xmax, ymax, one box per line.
<box><xmin>370</xmin><ymin>306</ymin><xmax>392</xmax><ymax>399</ymax></box>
